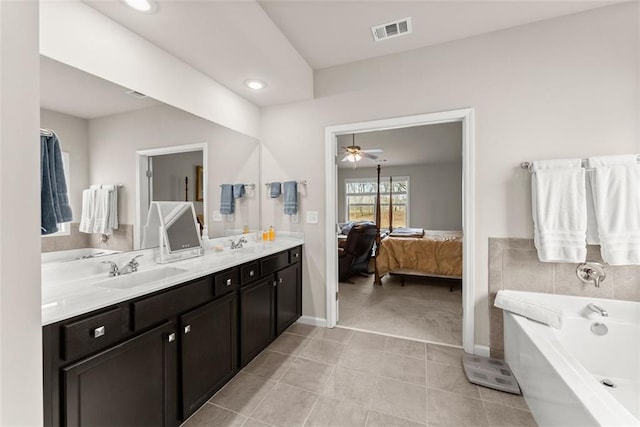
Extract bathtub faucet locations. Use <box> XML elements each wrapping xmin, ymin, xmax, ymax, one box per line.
<box><xmin>587</xmin><ymin>303</ymin><xmax>608</xmax><ymax>317</ymax></box>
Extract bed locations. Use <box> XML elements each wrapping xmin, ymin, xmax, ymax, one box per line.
<box><xmin>372</xmin><ymin>166</ymin><xmax>463</xmax><ymax>287</ymax></box>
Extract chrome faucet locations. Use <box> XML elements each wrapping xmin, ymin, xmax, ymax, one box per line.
<box><xmin>229</xmin><ymin>237</ymin><xmax>248</xmax><ymax>249</ymax></box>
<box><xmin>102</xmin><ymin>254</ymin><xmax>144</xmax><ymax>277</ymax></box>
<box><xmin>587</xmin><ymin>303</ymin><xmax>608</xmax><ymax>317</ymax></box>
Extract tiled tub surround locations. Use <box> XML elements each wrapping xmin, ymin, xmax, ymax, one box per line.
<box><xmin>41</xmin><ymin>223</ymin><xmax>134</xmax><ymax>253</ymax></box>
<box><xmin>488</xmin><ymin>238</ymin><xmax>640</xmax><ymax>357</ymax></box>
<box><xmin>184</xmin><ymin>325</ymin><xmax>536</xmax><ymax>427</ymax></box>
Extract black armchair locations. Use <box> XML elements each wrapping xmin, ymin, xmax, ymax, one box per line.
<box><xmin>338</xmin><ymin>222</ymin><xmax>378</xmax><ymax>282</ymax></box>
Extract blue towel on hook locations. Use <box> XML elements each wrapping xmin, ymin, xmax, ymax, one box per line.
<box><xmin>220</xmin><ymin>184</ymin><xmax>234</xmax><ymax>214</ymax></box>
<box><xmin>41</xmin><ymin>132</ymin><xmax>73</xmax><ymax>234</ymax></box>
<box><xmin>283</xmin><ymin>181</ymin><xmax>298</xmax><ymax>215</ymax></box>
<box><xmin>233</xmin><ymin>184</ymin><xmax>245</xmax><ymax>199</ymax></box>
<box><xmin>269</xmin><ymin>182</ymin><xmax>281</xmax><ymax>198</ymax></box>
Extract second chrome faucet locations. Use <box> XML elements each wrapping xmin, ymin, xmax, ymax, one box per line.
<box><xmin>102</xmin><ymin>254</ymin><xmax>144</xmax><ymax>277</ymax></box>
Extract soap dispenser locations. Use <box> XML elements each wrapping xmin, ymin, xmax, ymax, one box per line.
<box><xmin>268</xmin><ymin>226</ymin><xmax>275</xmax><ymax>242</ymax></box>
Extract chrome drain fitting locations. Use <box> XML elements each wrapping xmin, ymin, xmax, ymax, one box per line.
<box><xmin>601</xmin><ymin>379</ymin><xmax>616</xmax><ymax>388</ymax></box>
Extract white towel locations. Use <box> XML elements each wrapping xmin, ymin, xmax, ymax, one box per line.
<box><xmin>79</xmin><ymin>189</ymin><xmax>95</xmax><ymax>233</ymax></box>
<box><xmin>494</xmin><ymin>290</ymin><xmax>563</xmax><ymax>329</ymax></box>
<box><xmin>531</xmin><ymin>158</ymin><xmax>587</xmax><ymax>263</ymax></box>
<box><xmin>92</xmin><ymin>189</ymin><xmax>111</xmax><ymax>234</ymax></box>
<box><xmin>587</xmin><ymin>155</ymin><xmax>640</xmax><ymax>265</ymax></box>
<box><xmin>101</xmin><ymin>185</ymin><xmax>119</xmax><ymax>231</ymax></box>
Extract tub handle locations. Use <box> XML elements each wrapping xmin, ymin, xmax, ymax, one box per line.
<box><xmin>576</xmin><ymin>262</ymin><xmax>606</xmax><ymax>288</ymax></box>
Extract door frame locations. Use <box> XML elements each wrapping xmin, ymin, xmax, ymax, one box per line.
<box><xmin>135</xmin><ymin>143</ymin><xmax>208</xmax><ymax>250</ymax></box>
<box><xmin>324</xmin><ymin>108</ymin><xmax>476</xmax><ymax>354</ymax></box>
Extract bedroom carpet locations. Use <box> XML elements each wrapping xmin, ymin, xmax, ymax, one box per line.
<box><xmin>338</xmin><ymin>274</ymin><xmax>463</xmax><ymax>346</ymax></box>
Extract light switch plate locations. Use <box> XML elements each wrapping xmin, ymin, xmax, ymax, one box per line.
<box><xmin>213</xmin><ymin>211</ymin><xmax>223</xmax><ymax>222</ymax></box>
<box><xmin>306</xmin><ymin>211</ymin><xmax>318</xmax><ymax>224</ymax></box>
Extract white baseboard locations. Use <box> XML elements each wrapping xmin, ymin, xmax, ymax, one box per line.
<box><xmin>474</xmin><ymin>344</ymin><xmax>491</xmax><ymax>357</ymax></box>
<box><xmin>297</xmin><ymin>316</ymin><xmax>327</xmax><ymax>327</ymax></box>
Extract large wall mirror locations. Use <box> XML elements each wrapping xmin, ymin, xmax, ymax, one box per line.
<box><xmin>40</xmin><ymin>55</ymin><xmax>260</xmax><ymax>260</ymax></box>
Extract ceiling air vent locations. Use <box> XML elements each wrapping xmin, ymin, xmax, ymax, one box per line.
<box><xmin>371</xmin><ymin>17</ymin><xmax>412</xmax><ymax>42</ymax></box>
<box><xmin>126</xmin><ymin>90</ymin><xmax>147</xmax><ymax>99</ymax></box>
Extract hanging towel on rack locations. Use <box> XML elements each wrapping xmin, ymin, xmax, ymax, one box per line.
<box><xmin>101</xmin><ymin>185</ymin><xmax>119</xmax><ymax>231</ymax></box>
<box><xmin>233</xmin><ymin>184</ymin><xmax>245</xmax><ymax>199</ymax></box>
<box><xmin>79</xmin><ymin>185</ymin><xmax>119</xmax><ymax>235</ymax></box>
<box><xmin>283</xmin><ymin>181</ymin><xmax>298</xmax><ymax>215</ymax></box>
<box><xmin>40</xmin><ymin>132</ymin><xmax>73</xmax><ymax>234</ymax></box>
<box><xmin>269</xmin><ymin>182</ymin><xmax>281</xmax><ymax>198</ymax></box>
<box><xmin>220</xmin><ymin>184</ymin><xmax>234</xmax><ymax>214</ymax></box>
<box><xmin>587</xmin><ymin>155</ymin><xmax>640</xmax><ymax>265</ymax></box>
<box><xmin>531</xmin><ymin>159</ymin><xmax>587</xmax><ymax>263</ymax></box>
<box><xmin>79</xmin><ymin>189</ymin><xmax>95</xmax><ymax>233</ymax></box>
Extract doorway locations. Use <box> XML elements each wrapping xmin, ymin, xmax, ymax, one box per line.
<box><xmin>135</xmin><ymin>143</ymin><xmax>207</xmax><ymax>249</ymax></box>
<box><xmin>325</xmin><ymin>109</ymin><xmax>476</xmax><ymax>355</ymax></box>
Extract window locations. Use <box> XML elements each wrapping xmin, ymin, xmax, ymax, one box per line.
<box><xmin>42</xmin><ymin>152</ymin><xmax>71</xmax><ymax>237</ymax></box>
<box><xmin>345</xmin><ymin>177</ymin><xmax>409</xmax><ymax>228</ymax></box>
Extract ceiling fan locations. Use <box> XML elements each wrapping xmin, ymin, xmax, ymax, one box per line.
<box><xmin>341</xmin><ymin>134</ymin><xmax>383</xmax><ymax>164</ymax></box>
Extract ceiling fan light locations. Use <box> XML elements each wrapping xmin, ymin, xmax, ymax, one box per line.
<box><xmin>354</xmin><ymin>153</ymin><xmax>362</xmax><ymax>162</ymax></box>
<box><xmin>123</xmin><ymin>0</ymin><xmax>156</xmax><ymax>13</ymax></box>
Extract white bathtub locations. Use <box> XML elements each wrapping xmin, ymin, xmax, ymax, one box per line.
<box><xmin>502</xmin><ymin>291</ymin><xmax>640</xmax><ymax>427</ymax></box>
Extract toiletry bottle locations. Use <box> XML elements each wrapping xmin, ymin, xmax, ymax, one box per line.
<box><xmin>268</xmin><ymin>226</ymin><xmax>275</xmax><ymax>241</ymax></box>
<box><xmin>243</xmin><ymin>225</ymin><xmax>249</xmax><ymax>234</ymax></box>
<box><xmin>262</xmin><ymin>229</ymin><xmax>268</xmax><ymax>243</ymax></box>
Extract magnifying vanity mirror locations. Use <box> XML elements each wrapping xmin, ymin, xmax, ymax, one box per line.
<box><xmin>40</xmin><ymin>55</ymin><xmax>260</xmax><ymax>263</ymax></box>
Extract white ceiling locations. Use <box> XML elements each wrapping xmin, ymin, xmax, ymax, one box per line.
<box><xmin>40</xmin><ymin>56</ymin><xmax>162</xmax><ymax>119</ymax></box>
<box><xmin>77</xmin><ymin>1</ymin><xmax>620</xmax><ymax>107</ymax></box>
<box><xmin>337</xmin><ymin>122</ymin><xmax>462</xmax><ymax>168</ymax></box>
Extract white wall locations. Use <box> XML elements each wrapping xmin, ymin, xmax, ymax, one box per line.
<box><xmin>89</xmin><ymin>104</ymin><xmax>260</xmax><ymax>237</ymax></box>
<box><xmin>151</xmin><ymin>151</ymin><xmax>204</xmax><ymax>216</ymax></box>
<box><xmin>39</xmin><ymin>1</ymin><xmax>260</xmax><ymax>139</ymax></box>
<box><xmin>40</xmin><ymin>108</ymin><xmax>90</xmax><ymax>221</ymax></box>
<box><xmin>338</xmin><ymin>163</ymin><xmax>462</xmax><ymax>230</ymax></box>
<box><xmin>0</xmin><ymin>1</ymin><xmax>43</xmax><ymax>424</ymax></box>
<box><xmin>261</xmin><ymin>4</ymin><xmax>639</xmax><ymax>347</ymax></box>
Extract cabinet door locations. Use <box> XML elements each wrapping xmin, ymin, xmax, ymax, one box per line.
<box><xmin>276</xmin><ymin>263</ymin><xmax>301</xmax><ymax>335</ymax></box>
<box><xmin>240</xmin><ymin>277</ymin><xmax>275</xmax><ymax>366</ymax></box>
<box><xmin>180</xmin><ymin>293</ymin><xmax>237</xmax><ymax>419</ymax></box>
<box><xmin>63</xmin><ymin>321</ymin><xmax>177</xmax><ymax>427</ymax></box>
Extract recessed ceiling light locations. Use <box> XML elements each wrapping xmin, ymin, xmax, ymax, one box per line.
<box><xmin>244</xmin><ymin>79</ymin><xmax>267</xmax><ymax>90</ymax></box>
<box><xmin>122</xmin><ymin>0</ymin><xmax>157</xmax><ymax>13</ymax></box>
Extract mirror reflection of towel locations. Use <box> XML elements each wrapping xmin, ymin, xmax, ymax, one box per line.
<box><xmin>233</xmin><ymin>184</ymin><xmax>245</xmax><ymax>199</ymax></box>
<box><xmin>269</xmin><ymin>182</ymin><xmax>281</xmax><ymax>198</ymax></box>
<box><xmin>283</xmin><ymin>181</ymin><xmax>298</xmax><ymax>215</ymax></box>
<box><xmin>220</xmin><ymin>184</ymin><xmax>234</xmax><ymax>214</ymax></box>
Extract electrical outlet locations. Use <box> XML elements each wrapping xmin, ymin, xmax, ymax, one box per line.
<box><xmin>306</xmin><ymin>211</ymin><xmax>318</xmax><ymax>224</ymax></box>
<box><xmin>213</xmin><ymin>211</ymin><xmax>223</xmax><ymax>222</ymax></box>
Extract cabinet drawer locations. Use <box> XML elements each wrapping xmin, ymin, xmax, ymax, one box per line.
<box><xmin>62</xmin><ymin>307</ymin><xmax>124</xmax><ymax>361</ymax></box>
<box><xmin>289</xmin><ymin>247</ymin><xmax>301</xmax><ymax>264</ymax></box>
<box><xmin>214</xmin><ymin>268</ymin><xmax>240</xmax><ymax>296</ymax></box>
<box><xmin>132</xmin><ymin>276</ymin><xmax>214</xmax><ymax>331</ymax></box>
<box><xmin>240</xmin><ymin>262</ymin><xmax>260</xmax><ymax>285</ymax></box>
<box><xmin>260</xmin><ymin>252</ymin><xmax>289</xmax><ymax>276</ymax></box>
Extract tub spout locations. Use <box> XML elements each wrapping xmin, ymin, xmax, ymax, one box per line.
<box><xmin>587</xmin><ymin>303</ymin><xmax>608</xmax><ymax>317</ymax></box>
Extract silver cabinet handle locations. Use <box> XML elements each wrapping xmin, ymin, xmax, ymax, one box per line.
<box><xmin>168</xmin><ymin>333</ymin><xmax>176</xmax><ymax>343</ymax></box>
<box><xmin>226</xmin><ymin>278</ymin><xmax>232</xmax><ymax>286</ymax></box>
<box><xmin>93</xmin><ymin>326</ymin><xmax>105</xmax><ymax>338</ymax></box>
<box><xmin>249</xmin><ymin>270</ymin><xmax>255</xmax><ymax>277</ymax></box>
<box><xmin>279</xmin><ymin>278</ymin><xmax>283</xmax><ymax>284</ymax></box>
<box><xmin>184</xmin><ymin>325</ymin><xmax>191</xmax><ymax>334</ymax></box>
<box><xmin>273</xmin><ymin>281</ymin><xmax>277</xmax><ymax>287</ymax></box>
<box><xmin>295</xmin><ymin>253</ymin><xmax>299</xmax><ymax>258</ymax></box>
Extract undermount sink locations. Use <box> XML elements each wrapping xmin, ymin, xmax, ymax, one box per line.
<box><xmin>93</xmin><ymin>267</ymin><xmax>188</xmax><ymax>290</ymax></box>
<box><xmin>234</xmin><ymin>245</ymin><xmax>266</xmax><ymax>255</ymax></box>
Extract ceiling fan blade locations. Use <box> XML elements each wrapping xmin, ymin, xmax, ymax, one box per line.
<box><xmin>361</xmin><ymin>152</ymin><xmax>378</xmax><ymax>160</ymax></box>
<box><xmin>361</xmin><ymin>149</ymin><xmax>383</xmax><ymax>153</ymax></box>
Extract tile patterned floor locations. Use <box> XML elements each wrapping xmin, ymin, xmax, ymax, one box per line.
<box><xmin>338</xmin><ymin>274</ymin><xmax>463</xmax><ymax>346</ymax></box>
<box><xmin>183</xmin><ymin>325</ymin><xmax>537</xmax><ymax>427</ymax></box>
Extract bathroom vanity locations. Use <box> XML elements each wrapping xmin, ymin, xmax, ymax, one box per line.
<box><xmin>42</xmin><ymin>240</ymin><xmax>303</xmax><ymax>427</ymax></box>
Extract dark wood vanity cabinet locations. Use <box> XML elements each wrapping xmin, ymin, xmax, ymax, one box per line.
<box><xmin>43</xmin><ymin>245</ymin><xmax>302</xmax><ymax>427</ymax></box>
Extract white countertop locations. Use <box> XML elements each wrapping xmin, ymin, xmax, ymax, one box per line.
<box><xmin>41</xmin><ymin>235</ymin><xmax>304</xmax><ymax>326</ymax></box>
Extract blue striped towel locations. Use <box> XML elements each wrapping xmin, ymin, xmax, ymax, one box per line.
<box><xmin>283</xmin><ymin>181</ymin><xmax>298</xmax><ymax>215</ymax></box>
<box><xmin>220</xmin><ymin>184</ymin><xmax>234</xmax><ymax>214</ymax></box>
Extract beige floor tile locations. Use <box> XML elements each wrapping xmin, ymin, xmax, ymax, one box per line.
<box><xmin>313</xmin><ymin>327</ymin><xmax>354</xmax><ymax>343</ymax></box>
<box><xmin>366</xmin><ymin>410</ymin><xmax>426</xmax><ymax>427</ymax></box>
<box><xmin>426</xmin><ymin>344</ymin><xmax>463</xmax><ymax>367</ymax></box>
<box><xmin>210</xmin><ymin>372</ymin><xmax>276</xmax><ymax>416</ymax></box>
<box><xmin>182</xmin><ymin>403</ymin><xmax>247</xmax><ymax>427</ymax></box>
<box><xmin>321</xmin><ymin>366</ymin><xmax>378</xmax><ymax>407</ymax></box>
<box><xmin>280</xmin><ymin>357</ymin><xmax>334</xmax><ymax>393</ymax></box>
<box><xmin>241</xmin><ymin>418</ymin><xmax>271</xmax><ymax>427</ymax></box>
<box><xmin>427</xmin><ymin>389</ymin><xmax>488</xmax><ymax>427</ymax></box>
<box><xmin>372</xmin><ymin>377</ymin><xmax>427</xmax><ymax>423</ymax></box>
<box><xmin>483</xmin><ymin>402</ymin><xmax>538</xmax><ymax>427</ymax></box>
<box><xmin>242</xmin><ymin>350</ymin><xmax>295</xmax><ymax>380</ymax></box>
<box><xmin>304</xmin><ymin>396</ymin><xmax>368</xmax><ymax>427</ymax></box>
<box><xmin>338</xmin><ymin>347</ymin><xmax>384</xmax><ymax>375</ymax></box>
<box><xmin>385</xmin><ymin>337</ymin><xmax>426</xmax><ymax>360</ymax></box>
<box><xmin>267</xmin><ymin>333</ymin><xmax>311</xmax><ymax>355</ymax></box>
<box><xmin>287</xmin><ymin>323</ymin><xmax>320</xmax><ymax>337</ymax></box>
<box><xmin>478</xmin><ymin>387</ymin><xmax>529</xmax><ymax>411</ymax></box>
<box><xmin>346</xmin><ymin>330</ymin><xmax>389</xmax><ymax>352</ymax></box>
<box><xmin>379</xmin><ymin>352</ymin><xmax>427</xmax><ymax>385</ymax></box>
<box><xmin>427</xmin><ymin>361</ymin><xmax>479</xmax><ymax>398</ymax></box>
<box><xmin>251</xmin><ymin>383</ymin><xmax>318</xmax><ymax>427</ymax></box>
<box><xmin>299</xmin><ymin>339</ymin><xmax>346</xmax><ymax>365</ymax></box>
